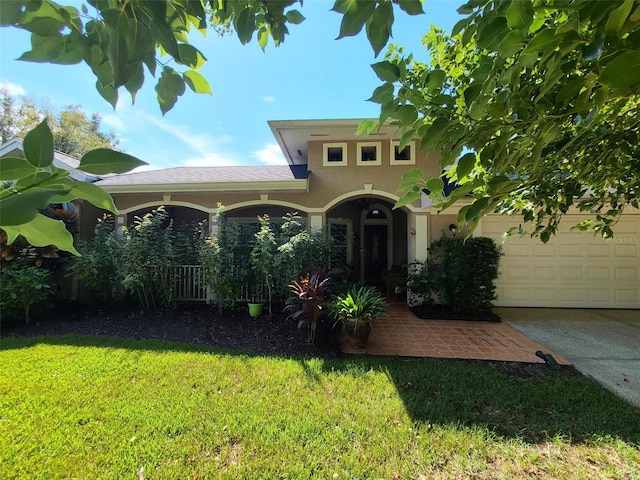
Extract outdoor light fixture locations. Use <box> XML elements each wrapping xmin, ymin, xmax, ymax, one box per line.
<box><xmin>360</xmin><ymin>198</ymin><xmax>376</xmax><ymax>211</ymax></box>
<box><xmin>449</xmin><ymin>223</ymin><xmax>458</xmax><ymax>237</ymax></box>
<box><xmin>410</xmin><ymin>228</ymin><xmax>416</xmax><ymax>236</ymax></box>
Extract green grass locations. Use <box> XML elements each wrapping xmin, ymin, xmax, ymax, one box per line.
<box><xmin>1</xmin><ymin>335</ymin><xmax>639</xmax><ymax>479</ymax></box>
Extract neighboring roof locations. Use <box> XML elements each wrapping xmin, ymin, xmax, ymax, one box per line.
<box><xmin>268</xmin><ymin>118</ymin><xmax>404</xmax><ymax>166</ymax></box>
<box><xmin>96</xmin><ymin>165</ymin><xmax>310</xmax><ymax>193</ymax></box>
<box><xmin>0</xmin><ymin>137</ymin><xmax>97</xmax><ymax>182</ymax></box>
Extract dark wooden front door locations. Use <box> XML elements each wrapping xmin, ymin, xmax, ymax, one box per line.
<box><xmin>363</xmin><ymin>224</ymin><xmax>387</xmax><ymax>283</ymax></box>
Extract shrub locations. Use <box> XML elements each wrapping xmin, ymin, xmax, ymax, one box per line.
<box><xmin>120</xmin><ymin>207</ymin><xmax>176</xmax><ymax>311</ymax></box>
<box><xmin>285</xmin><ymin>269</ymin><xmax>332</xmax><ymax>343</ymax></box>
<box><xmin>0</xmin><ymin>260</ymin><xmax>54</xmax><ymax>324</ymax></box>
<box><xmin>329</xmin><ymin>284</ymin><xmax>387</xmax><ymax>334</ymax></box>
<box><xmin>67</xmin><ymin>216</ymin><xmax>123</xmax><ymax>306</ymax></box>
<box><xmin>408</xmin><ymin>235</ymin><xmax>502</xmax><ymax>314</ymax></box>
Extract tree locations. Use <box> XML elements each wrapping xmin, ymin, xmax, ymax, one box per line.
<box><xmin>367</xmin><ymin>0</ymin><xmax>640</xmax><ymax>240</ymax></box>
<box><xmin>0</xmin><ymin>86</ymin><xmax>41</xmax><ymax>144</ymax></box>
<box><xmin>1</xmin><ymin>87</ymin><xmax>120</xmax><ymax>156</ymax></box>
<box><xmin>3</xmin><ymin>0</ymin><xmax>638</xmax><ymax>242</ymax></box>
<box><xmin>0</xmin><ymin>0</ymin><xmax>421</xmax><ymax>114</ymax></box>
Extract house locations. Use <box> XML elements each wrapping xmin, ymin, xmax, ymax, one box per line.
<box><xmin>3</xmin><ymin>119</ymin><xmax>639</xmax><ymax>308</ymax></box>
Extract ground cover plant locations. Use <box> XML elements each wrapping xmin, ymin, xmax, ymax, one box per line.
<box><xmin>1</xmin><ymin>328</ymin><xmax>639</xmax><ymax>479</ymax></box>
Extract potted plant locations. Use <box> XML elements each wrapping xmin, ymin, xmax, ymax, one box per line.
<box><xmin>285</xmin><ymin>269</ymin><xmax>331</xmax><ymax>343</ymax></box>
<box><xmin>329</xmin><ymin>284</ymin><xmax>387</xmax><ymax>347</ymax></box>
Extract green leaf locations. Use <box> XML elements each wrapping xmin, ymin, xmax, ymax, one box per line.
<box><xmin>367</xmin><ymin>82</ymin><xmax>394</xmax><ymax>104</ymax></box>
<box><xmin>78</xmin><ymin>149</ymin><xmax>145</xmax><ymax>175</ymax></box>
<box><xmin>506</xmin><ymin>1</ymin><xmax>533</xmax><ymax>29</ymax></box>
<box><xmin>106</xmin><ymin>11</ymin><xmax>130</xmax><ymax>88</ymax></box>
<box><xmin>356</xmin><ymin>119</ymin><xmax>378</xmax><ymax>136</ymax></box>
<box><xmin>23</xmin><ymin>119</ymin><xmax>53</xmax><ymax>168</ymax></box>
<box><xmin>477</xmin><ymin>17</ymin><xmax>508</xmax><ymax>51</ymax></box>
<box><xmin>0</xmin><ymin>0</ymin><xmax>23</xmax><ymax>26</ymax></box>
<box><xmin>366</xmin><ymin>1</ymin><xmax>393</xmax><ymax>57</ymax></box>
<box><xmin>395</xmin><ymin>189</ymin><xmax>421</xmax><ymax>208</ymax></box>
<box><xmin>183</xmin><ymin>70</ymin><xmax>212</xmax><ymax>94</ymax></box>
<box><xmin>426</xmin><ymin>177</ymin><xmax>444</xmax><ymax>193</ymax></box>
<box><xmin>236</xmin><ymin>7</ymin><xmax>256</xmax><ymax>44</ymax></box>
<box><xmin>604</xmin><ymin>0</ymin><xmax>634</xmax><ymax>35</ymax></box>
<box><xmin>285</xmin><ymin>9</ymin><xmax>305</xmax><ymax>25</ymax></box>
<box><xmin>456</xmin><ymin>153</ymin><xmax>476</xmax><ymax>180</ymax></box>
<box><xmin>522</xmin><ymin>28</ymin><xmax>558</xmax><ymax>55</ymax></box>
<box><xmin>393</xmin><ymin>105</ymin><xmax>418</xmax><ymax>124</ymax></box>
<box><xmin>124</xmin><ymin>62</ymin><xmax>144</xmax><ymax>103</ymax></box>
<box><xmin>427</xmin><ymin>69</ymin><xmax>446</xmax><ymax>92</ymax></box>
<box><xmin>498</xmin><ymin>30</ymin><xmax>524</xmax><ymax>58</ymax></box>
<box><xmin>17</xmin><ymin>33</ymin><xmax>64</xmax><ymax>63</ymax></box>
<box><xmin>160</xmin><ymin>67</ymin><xmax>186</xmax><ymax>96</ymax></box>
<box><xmin>398</xmin><ymin>0</ymin><xmax>424</xmax><ymax>16</ymax></box>
<box><xmin>371</xmin><ymin>61</ymin><xmax>401</xmax><ymax>82</ymax></box>
<box><xmin>0</xmin><ymin>157</ymin><xmax>38</xmax><ymax>180</ymax></box>
<box><xmin>0</xmin><ymin>188</ymin><xmax>59</xmax><ymax>226</ymax></box>
<box><xmin>177</xmin><ymin>44</ymin><xmax>207</xmax><ymax>69</ymax></box>
<box><xmin>125</xmin><ymin>19</ymin><xmax>153</xmax><ymax>63</ymax></box>
<box><xmin>599</xmin><ymin>51</ymin><xmax>640</xmax><ymax>88</ymax></box>
<box><xmin>555</xmin><ymin>76</ymin><xmax>585</xmax><ymax>102</ymax></box>
<box><xmin>67</xmin><ymin>181</ymin><xmax>117</xmax><ymax>213</ymax></box>
<box><xmin>2</xmin><ymin>213</ymin><xmax>80</xmax><ymax>256</ymax></box>
<box><xmin>401</xmin><ymin>168</ymin><xmax>424</xmax><ymax>181</ymax></box>
<box><xmin>335</xmin><ymin>0</ymin><xmax>376</xmax><ymax>39</ymax></box>
<box><xmin>96</xmin><ymin>80</ymin><xmax>118</xmax><ymax>109</ymax></box>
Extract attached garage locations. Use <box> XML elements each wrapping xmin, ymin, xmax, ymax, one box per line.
<box><xmin>479</xmin><ymin>214</ymin><xmax>640</xmax><ymax>309</ymax></box>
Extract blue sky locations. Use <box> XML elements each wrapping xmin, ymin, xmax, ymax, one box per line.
<box><xmin>0</xmin><ymin>1</ymin><xmax>461</xmax><ymax>170</ymax></box>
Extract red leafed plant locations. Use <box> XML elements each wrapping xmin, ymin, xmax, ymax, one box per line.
<box><xmin>286</xmin><ymin>269</ymin><xmax>332</xmax><ymax>344</ymax></box>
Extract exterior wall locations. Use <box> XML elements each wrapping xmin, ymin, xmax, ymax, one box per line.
<box><xmin>306</xmin><ymin>140</ymin><xmax>440</xmax><ymax>207</ymax></box>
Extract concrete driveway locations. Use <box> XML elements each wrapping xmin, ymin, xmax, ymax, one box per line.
<box><xmin>497</xmin><ymin>308</ymin><xmax>640</xmax><ymax>408</ymax></box>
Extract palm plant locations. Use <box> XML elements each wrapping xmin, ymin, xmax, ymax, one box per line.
<box><xmin>329</xmin><ymin>285</ymin><xmax>387</xmax><ymax>339</ymax></box>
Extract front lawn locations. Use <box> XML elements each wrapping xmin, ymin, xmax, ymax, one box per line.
<box><xmin>1</xmin><ymin>336</ymin><xmax>639</xmax><ymax>479</ymax></box>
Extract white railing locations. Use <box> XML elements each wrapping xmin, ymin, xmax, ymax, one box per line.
<box><xmin>169</xmin><ymin>265</ymin><xmax>210</xmax><ymax>302</ymax></box>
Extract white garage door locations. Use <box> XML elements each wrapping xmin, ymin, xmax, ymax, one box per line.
<box><xmin>480</xmin><ymin>214</ymin><xmax>640</xmax><ymax>309</ymax></box>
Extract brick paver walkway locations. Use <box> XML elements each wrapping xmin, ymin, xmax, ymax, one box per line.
<box><xmin>339</xmin><ymin>301</ymin><xmax>571</xmax><ymax>364</ymax></box>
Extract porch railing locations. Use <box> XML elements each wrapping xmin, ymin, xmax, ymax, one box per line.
<box><xmin>169</xmin><ymin>265</ymin><xmax>210</xmax><ymax>302</ymax></box>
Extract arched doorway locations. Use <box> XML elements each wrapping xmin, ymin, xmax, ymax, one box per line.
<box><xmin>360</xmin><ymin>203</ymin><xmax>393</xmax><ymax>283</ymax></box>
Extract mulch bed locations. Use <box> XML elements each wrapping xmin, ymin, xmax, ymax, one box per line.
<box><xmin>1</xmin><ymin>302</ymin><xmax>339</xmax><ymax>358</ymax></box>
<box><xmin>410</xmin><ymin>303</ymin><xmax>501</xmax><ymax>322</ymax></box>
<box><xmin>2</xmin><ymin>301</ymin><xmax>581</xmax><ymax>381</ymax></box>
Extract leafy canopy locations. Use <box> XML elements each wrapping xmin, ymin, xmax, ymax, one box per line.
<box><xmin>368</xmin><ymin>0</ymin><xmax>640</xmax><ymax>240</ymax></box>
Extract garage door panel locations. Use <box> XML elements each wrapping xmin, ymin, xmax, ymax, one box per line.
<box><xmin>587</xmin><ymin>266</ymin><xmax>610</xmax><ymax>280</ymax></box>
<box><xmin>613</xmin><ymin>244</ymin><xmax>638</xmax><ymax>257</ymax></box>
<box><xmin>481</xmin><ymin>214</ymin><xmax>640</xmax><ymax>308</ymax></box>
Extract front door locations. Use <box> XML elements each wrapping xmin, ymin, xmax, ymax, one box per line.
<box><xmin>363</xmin><ymin>224</ymin><xmax>387</xmax><ymax>283</ymax></box>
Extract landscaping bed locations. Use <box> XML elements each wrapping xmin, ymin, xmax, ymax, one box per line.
<box><xmin>1</xmin><ymin>302</ymin><xmax>339</xmax><ymax>358</ymax></box>
<box><xmin>410</xmin><ymin>303</ymin><xmax>502</xmax><ymax>322</ymax></box>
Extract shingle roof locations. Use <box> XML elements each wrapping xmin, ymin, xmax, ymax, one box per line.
<box><xmin>95</xmin><ymin>164</ymin><xmax>309</xmax><ymax>186</ymax></box>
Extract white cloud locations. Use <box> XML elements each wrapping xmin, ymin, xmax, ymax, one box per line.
<box><xmin>0</xmin><ymin>80</ymin><xmax>26</xmax><ymax>96</ymax></box>
<box><xmin>90</xmin><ymin>105</ymin><xmax>242</xmax><ymax>168</ymax></box>
<box><xmin>261</xmin><ymin>96</ymin><xmax>275</xmax><ymax>103</ymax></box>
<box><xmin>253</xmin><ymin>143</ymin><xmax>286</xmax><ymax>165</ymax></box>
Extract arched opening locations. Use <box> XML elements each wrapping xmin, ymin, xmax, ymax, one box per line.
<box><xmin>326</xmin><ymin>197</ymin><xmax>408</xmax><ymax>285</ymax></box>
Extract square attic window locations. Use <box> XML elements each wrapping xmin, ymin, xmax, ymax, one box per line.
<box><xmin>357</xmin><ymin>142</ymin><xmax>382</xmax><ymax>166</ymax></box>
<box><xmin>323</xmin><ymin>143</ymin><xmax>348</xmax><ymax>166</ymax></box>
<box><xmin>390</xmin><ymin>140</ymin><xmax>416</xmax><ymax>165</ymax></box>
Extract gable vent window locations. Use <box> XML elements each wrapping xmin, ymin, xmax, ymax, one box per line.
<box><xmin>390</xmin><ymin>140</ymin><xmax>416</xmax><ymax>165</ymax></box>
<box><xmin>357</xmin><ymin>142</ymin><xmax>381</xmax><ymax>166</ymax></box>
<box><xmin>323</xmin><ymin>142</ymin><xmax>348</xmax><ymax>166</ymax></box>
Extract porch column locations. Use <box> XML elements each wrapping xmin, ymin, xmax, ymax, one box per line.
<box><xmin>409</xmin><ymin>212</ymin><xmax>429</xmax><ymax>262</ymax></box>
<box><xmin>116</xmin><ymin>214</ymin><xmax>127</xmax><ymax>237</ymax></box>
<box><xmin>209</xmin><ymin>212</ymin><xmax>219</xmax><ymax>237</ymax></box>
<box><xmin>309</xmin><ymin>213</ymin><xmax>324</xmax><ymax>231</ymax></box>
